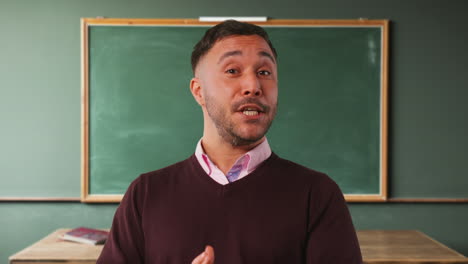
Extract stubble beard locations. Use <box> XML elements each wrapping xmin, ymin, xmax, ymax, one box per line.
<box><xmin>204</xmin><ymin>94</ymin><xmax>276</xmax><ymax>147</ymax></box>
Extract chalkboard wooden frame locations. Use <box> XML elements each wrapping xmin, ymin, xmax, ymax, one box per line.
<box><xmin>81</xmin><ymin>18</ymin><xmax>389</xmax><ymax>203</ymax></box>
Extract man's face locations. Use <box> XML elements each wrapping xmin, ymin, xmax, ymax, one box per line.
<box><xmin>192</xmin><ymin>35</ymin><xmax>278</xmax><ymax>146</ymax></box>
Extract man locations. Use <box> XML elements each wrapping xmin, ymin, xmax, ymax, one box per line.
<box><xmin>97</xmin><ymin>20</ymin><xmax>362</xmax><ymax>264</ymax></box>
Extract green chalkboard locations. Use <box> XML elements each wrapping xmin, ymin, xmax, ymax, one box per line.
<box><xmin>81</xmin><ymin>19</ymin><xmax>388</xmax><ymax>202</ymax></box>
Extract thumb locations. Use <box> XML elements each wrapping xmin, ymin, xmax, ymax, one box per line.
<box><xmin>204</xmin><ymin>245</ymin><xmax>215</xmax><ymax>263</ymax></box>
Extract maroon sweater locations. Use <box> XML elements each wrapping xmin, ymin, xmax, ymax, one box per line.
<box><xmin>97</xmin><ymin>153</ymin><xmax>362</xmax><ymax>264</ymax></box>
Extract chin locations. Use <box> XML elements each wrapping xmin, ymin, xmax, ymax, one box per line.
<box><xmin>233</xmin><ymin>131</ymin><xmax>266</xmax><ymax>145</ymax></box>
<box><xmin>224</xmin><ymin>122</ymin><xmax>272</xmax><ymax>146</ymax></box>
<box><xmin>230</xmin><ymin>137</ymin><xmax>262</xmax><ymax>147</ymax></box>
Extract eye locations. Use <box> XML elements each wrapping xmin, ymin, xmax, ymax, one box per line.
<box><xmin>258</xmin><ymin>70</ymin><xmax>271</xmax><ymax>76</ymax></box>
<box><xmin>226</xmin><ymin>69</ymin><xmax>238</xmax><ymax>74</ymax></box>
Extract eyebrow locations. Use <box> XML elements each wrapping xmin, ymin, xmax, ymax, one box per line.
<box><xmin>259</xmin><ymin>51</ymin><xmax>276</xmax><ymax>64</ymax></box>
<box><xmin>217</xmin><ymin>50</ymin><xmax>242</xmax><ymax>64</ymax></box>
<box><xmin>217</xmin><ymin>50</ymin><xmax>276</xmax><ymax>65</ymax></box>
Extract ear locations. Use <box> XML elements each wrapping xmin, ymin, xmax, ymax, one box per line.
<box><xmin>190</xmin><ymin>77</ymin><xmax>205</xmax><ymax>107</ymax></box>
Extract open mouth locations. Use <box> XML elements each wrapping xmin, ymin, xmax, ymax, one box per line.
<box><xmin>238</xmin><ymin>104</ymin><xmax>265</xmax><ymax>116</ymax></box>
<box><xmin>243</xmin><ymin>108</ymin><xmax>260</xmax><ymax>116</ymax></box>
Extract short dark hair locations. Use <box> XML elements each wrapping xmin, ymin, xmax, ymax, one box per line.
<box><xmin>191</xmin><ymin>20</ymin><xmax>278</xmax><ymax>73</ymax></box>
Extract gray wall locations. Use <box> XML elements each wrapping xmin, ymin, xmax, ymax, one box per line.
<box><xmin>1</xmin><ymin>0</ymin><xmax>467</xmax><ymax>263</ymax></box>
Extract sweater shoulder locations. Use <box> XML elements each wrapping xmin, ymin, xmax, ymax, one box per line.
<box><xmin>271</xmin><ymin>154</ymin><xmax>339</xmax><ymax>191</ymax></box>
<box><xmin>143</xmin><ymin>156</ymin><xmax>193</xmax><ymax>176</ymax></box>
<box><xmin>132</xmin><ymin>156</ymin><xmax>194</xmax><ymax>187</ymax></box>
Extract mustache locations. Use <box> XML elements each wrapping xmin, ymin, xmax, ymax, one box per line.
<box><xmin>231</xmin><ymin>98</ymin><xmax>271</xmax><ymax>113</ymax></box>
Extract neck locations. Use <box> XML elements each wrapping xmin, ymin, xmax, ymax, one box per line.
<box><xmin>201</xmin><ymin>135</ymin><xmax>264</xmax><ymax>175</ymax></box>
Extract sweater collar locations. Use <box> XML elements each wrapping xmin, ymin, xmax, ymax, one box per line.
<box><xmin>194</xmin><ymin>138</ymin><xmax>272</xmax><ymax>183</ymax></box>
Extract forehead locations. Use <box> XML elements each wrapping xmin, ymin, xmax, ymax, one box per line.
<box><xmin>207</xmin><ymin>35</ymin><xmax>273</xmax><ymax>59</ymax></box>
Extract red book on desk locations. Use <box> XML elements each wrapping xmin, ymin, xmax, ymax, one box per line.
<box><xmin>61</xmin><ymin>227</ymin><xmax>108</xmax><ymax>245</ymax></box>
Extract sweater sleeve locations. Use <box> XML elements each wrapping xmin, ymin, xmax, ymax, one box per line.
<box><xmin>97</xmin><ymin>177</ymin><xmax>145</xmax><ymax>264</ymax></box>
<box><xmin>305</xmin><ymin>178</ymin><xmax>363</xmax><ymax>264</ymax></box>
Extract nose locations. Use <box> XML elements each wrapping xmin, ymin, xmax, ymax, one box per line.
<box><xmin>241</xmin><ymin>73</ymin><xmax>262</xmax><ymax>97</ymax></box>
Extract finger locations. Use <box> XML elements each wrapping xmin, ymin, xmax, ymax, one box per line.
<box><xmin>204</xmin><ymin>245</ymin><xmax>215</xmax><ymax>264</ymax></box>
<box><xmin>191</xmin><ymin>251</ymin><xmax>206</xmax><ymax>264</ymax></box>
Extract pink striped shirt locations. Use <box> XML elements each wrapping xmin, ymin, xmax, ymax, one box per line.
<box><xmin>195</xmin><ymin>138</ymin><xmax>272</xmax><ymax>185</ymax></box>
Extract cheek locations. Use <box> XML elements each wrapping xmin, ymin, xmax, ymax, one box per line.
<box><xmin>208</xmin><ymin>78</ymin><xmax>239</xmax><ymax>99</ymax></box>
<box><xmin>219</xmin><ymin>78</ymin><xmax>240</xmax><ymax>91</ymax></box>
<box><xmin>264</xmin><ymin>83</ymin><xmax>278</xmax><ymax>102</ymax></box>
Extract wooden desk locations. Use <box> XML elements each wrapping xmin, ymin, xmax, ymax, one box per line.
<box><xmin>9</xmin><ymin>229</ymin><xmax>103</xmax><ymax>264</ymax></box>
<box><xmin>359</xmin><ymin>230</ymin><xmax>468</xmax><ymax>263</ymax></box>
<box><xmin>10</xmin><ymin>229</ymin><xmax>468</xmax><ymax>264</ymax></box>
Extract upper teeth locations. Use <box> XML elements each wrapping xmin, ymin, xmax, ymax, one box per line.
<box><xmin>243</xmin><ymin>110</ymin><xmax>258</xmax><ymax>116</ymax></box>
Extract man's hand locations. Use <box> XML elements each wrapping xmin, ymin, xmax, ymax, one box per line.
<box><xmin>191</xmin><ymin>245</ymin><xmax>215</xmax><ymax>264</ymax></box>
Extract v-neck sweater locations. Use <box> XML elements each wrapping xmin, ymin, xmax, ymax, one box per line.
<box><xmin>97</xmin><ymin>153</ymin><xmax>362</xmax><ymax>264</ymax></box>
